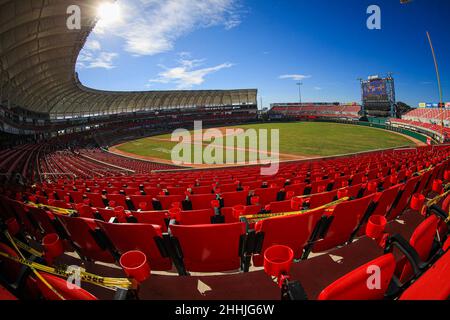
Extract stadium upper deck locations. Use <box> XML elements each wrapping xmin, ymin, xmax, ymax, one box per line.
<box><xmin>0</xmin><ymin>0</ymin><xmax>256</xmax><ymax>122</ymax></box>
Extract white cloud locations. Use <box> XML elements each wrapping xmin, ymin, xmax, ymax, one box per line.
<box><xmin>84</xmin><ymin>39</ymin><xmax>101</xmax><ymax>51</ymax></box>
<box><xmin>279</xmin><ymin>74</ymin><xmax>312</xmax><ymax>81</ymax></box>
<box><xmin>77</xmin><ymin>39</ymin><xmax>118</xmax><ymax>69</ymax></box>
<box><xmin>92</xmin><ymin>0</ymin><xmax>242</xmax><ymax>56</ymax></box>
<box><xmin>314</xmin><ymin>86</ymin><xmax>322</xmax><ymax>90</ymax></box>
<box><xmin>149</xmin><ymin>57</ymin><xmax>234</xmax><ymax>89</ymax></box>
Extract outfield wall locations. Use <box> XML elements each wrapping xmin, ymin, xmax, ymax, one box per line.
<box><xmin>314</xmin><ymin>119</ymin><xmax>429</xmax><ymax>144</ymax></box>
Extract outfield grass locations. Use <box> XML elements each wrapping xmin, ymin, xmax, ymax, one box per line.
<box><xmin>115</xmin><ymin>122</ymin><xmax>415</xmax><ymax>164</ymax></box>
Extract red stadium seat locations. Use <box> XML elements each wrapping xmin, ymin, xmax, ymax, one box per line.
<box><xmin>221</xmin><ymin>205</ymin><xmax>261</xmax><ymax>223</ymax></box>
<box><xmin>268</xmin><ymin>200</ymin><xmax>293</xmax><ymax>213</ymax></box>
<box><xmin>69</xmin><ymin>191</ymin><xmax>84</xmax><ymax>204</ymax></box>
<box><xmin>26</xmin><ymin>206</ymin><xmax>58</xmax><ymax>236</ymax></box>
<box><xmin>86</xmin><ymin>193</ymin><xmax>106</xmax><ymax>208</ymax></box>
<box><xmin>342</xmin><ymin>183</ymin><xmax>364</xmax><ymax>199</ymax></box>
<box><xmin>132</xmin><ymin>211</ymin><xmax>168</xmax><ymax>232</ymax></box>
<box><xmin>95</xmin><ymin>207</ymin><xmax>119</xmax><ymax>222</ymax></box>
<box><xmin>96</xmin><ymin>221</ymin><xmax>172</xmax><ymax>271</ymax></box>
<box><xmin>188</xmin><ymin>194</ymin><xmax>217</xmax><ymax>210</ymax></box>
<box><xmin>311</xmin><ymin>179</ymin><xmax>332</xmax><ymax>194</ymax></box>
<box><xmin>124</xmin><ymin>187</ymin><xmax>140</xmax><ymax>196</ymax></box>
<box><xmin>373</xmin><ymin>184</ymin><xmax>403</xmax><ymax>217</ymax></box>
<box><xmin>253</xmin><ymin>188</ymin><xmax>280</xmax><ymax>205</ymax></box>
<box><xmin>253</xmin><ymin>208</ymin><xmax>325</xmax><ymax>266</ymax></box>
<box><xmin>312</xmin><ymin>195</ymin><xmax>375</xmax><ymax>252</ymax></box>
<box><xmin>167</xmin><ymin>187</ymin><xmax>186</xmax><ymax>195</ymax></box>
<box><xmin>4</xmin><ymin>199</ymin><xmax>39</xmax><ymax>238</ymax></box>
<box><xmin>0</xmin><ymin>285</ymin><xmax>17</xmax><ymax>300</ymax></box>
<box><xmin>0</xmin><ymin>242</ymin><xmax>23</xmax><ymax>283</ymax></box>
<box><xmin>156</xmin><ymin>195</ymin><xmax>185</xmax><ymax>210</ymax></box>
<box><xmin>397</xmin><ymin>215</ymin><xmax>440</xmax><ymax>283</ymax></box>
<box><xmin>400</xmin><ymin>249</ymin><xmax>450</xmax><ymax>300</ymax></box>
<box><xmin>129</xmin><ymin>195</ymin><xmax>155</xmax><ymax>211</ymax></box>
<box><xmin>191</xmin><ymin>185</ymin><xmax>213</xmax><ymax>194</ymax></box>
<box><xmin>178</xmin><ymin>209</ymin><xmax>215</xmax><ymax>225</ymax></box>
<box><xmin>55</xmin><ymin>215</ymin><xmax>115</xmax><ymax>263</ymax></box>
<box><xmin>308</xmin><ymin>190</ymin><xmax>338</xmax><ymax>209</ymax></box>
<box><xmin>217</xmin><ymin>183</ymin><xmax>238</xmax><ymax>193</ymax></box>
<box><xmin>169</xmin><ymin>223</ymin><xmax>246</xmax><ymax>272</ymax></box>
<box><xmin>387</xmin><ymin>176</ymin><xmax>420</xmax><ymax>221</ymax></box>
<box><xmin>284</xmin><ymin>183</ymin><xmax>306</xmax><ymax>196</ymax></box>
<box><xmin>317</xmin><ymin>254</ymin><xmax>396</xmax><ymax>300</ymax></box>
<box><xmin>35</xmin><ymin>273</ymin><xmax>97</xmax><ymax>300</ymax></box>
<box><xmin>144</xmin><ymin>187</ymin><xmax>160</xmax><ymax>198</ymax></box>
<box><xmin>355</xmin><ymin>184</ymin><xmax>403</xmax><ymax>237</ymax></box>
<box><xmin>221</xmin><ymin>191</ymin><xmax>248</xmax><ymax>207</ymax></box>
<box><xmin>106</xmin><ymin>194</ymin><xmax>127</xmax><ymax>208</ymax></box>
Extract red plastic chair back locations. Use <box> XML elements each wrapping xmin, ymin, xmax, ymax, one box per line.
<box><xmin>312</xmin><ymin>194</ymin><xmax>375</xmax><ymax>253</ymax></box>
<box><xmin>189</xmin><ymin>194</ymin><xmax>217</xmax><ymax>210</ymax></box>
<box><xmin>56</xmin><ymin>215</ymin><xmax>114</xmax><ymax>263</ymax></box>
<box><xmin>178</xmin><ymin>209</ymin><xmax>215</xmax><ymax>225</ymax></box>
<box><xmin>169</xmin><ymin>222</ymin><xmax>246</xmax><ymax>272</ymax></box>
<box><xmin>35</xmin><ymin>273</ymin><xmax>97</xmax><ymax>300</ymax></box>
<box><xmin>96</xmin><ymin>221</ymin><xmax>172</xmax><ymax>271</ymax></box>
<box><xmin>253</xmin><ymin>208</ymin><xmax>325</xmax><ymax>266</ymax></box>
<box><xmin>398</xmin><ymin>215</ymin><xmax>439</xmax><ymax>282</ymax></box>
<box><xmin>318</xmin><ymin>254</ymin><xmax>396</xmax><ymax>300</ymax></box>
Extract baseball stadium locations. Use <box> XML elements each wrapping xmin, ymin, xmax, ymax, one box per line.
<box><xmin>0</xmin><ymin>0</ymin><xmax>449</xmax><ymax>306</ymax></box>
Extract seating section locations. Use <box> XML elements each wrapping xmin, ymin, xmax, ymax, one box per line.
<box><xmin>1</xmin><ymin>144</ymin><xmax>449</xmax><ymax>300</ymax></box>
<box><xmin>401</xmin><ymin>107</ymin><xmax>450</xmax><ymax>124</ymax></box>
<box><xmin>79</xmin><ymin>148</ymin><xmax>178</xmax><ymax>173</ymax></box>
<box><xmin>269</xmin><ymin>103</ymin><xmax>361</xmax><ymax>120</ymax></box>
<box><xmin>389</xmin><ymin>118</ymin><xmax>450</xmax><ymax>141</ymax></box>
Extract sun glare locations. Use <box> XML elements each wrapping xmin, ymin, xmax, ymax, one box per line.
<box><xmin>97</xmin><ymin>2</ymin><xmax>121</xmax><ymax>25</ymax></box>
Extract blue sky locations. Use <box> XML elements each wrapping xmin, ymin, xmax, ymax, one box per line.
<box><xmin>77</xmin><ymin>0</ymin><xmax>450</xmax><ymax>109</ymax></box>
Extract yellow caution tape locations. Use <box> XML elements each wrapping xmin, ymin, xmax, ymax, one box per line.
<box><xmin>0</xmin><ymin>249</ymin><xmax>134</xmax><ymax>290</ymax></box>
<box><xmin>26</xmin><ymin>202</ymin><xmax>77</xmax><ymax>216</ymax></box>
<box><xmin>241</xmin><ymin>197</ymin><xmax>349</xmax><ymax>223</ymax></box>
<box><xmin>2</xmin><ymin>231</ymin><xmax>134</xmax><ymax>292</ymax></box>
<box><xmin>13</xmin><ymin>237</ymin><xmax>43</xmax><ymax>258</ymax></box>
<box><xmin>3</xmin><ymin>231</ymin><xmax>66</xmax><ymax>300</ymax></box>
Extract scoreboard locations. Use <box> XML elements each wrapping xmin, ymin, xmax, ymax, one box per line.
<box><xmin>361</xmin><ymin>75</ymin><xmax>396</xmax><ymax>117</ymax></box>
<box><xmin>362</xmin><ymin>79</ymin><xmax>388</xmax><ymax>102</ymax></box>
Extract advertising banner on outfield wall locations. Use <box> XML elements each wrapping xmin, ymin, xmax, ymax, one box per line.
<box><xmin>420</xmin><ymin>102</ymin><xmax>450</xmax><ymax>108</ymax></box>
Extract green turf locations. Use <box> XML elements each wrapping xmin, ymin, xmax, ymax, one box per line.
<box><xmin>115</xmin><ymin>122</ymin><xmax>414</xmax><ymax>164</ymax></box>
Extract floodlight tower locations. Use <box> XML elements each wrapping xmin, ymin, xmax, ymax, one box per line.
<box><xmin>296</xmin><ymin>82</ymin><xmax>303</xmax><ymax>104</ymax></box>
<box><xmin>357</xmin><ymin>78</ymin><xmax>365</xmax><ymax>116</ymax></box>
<box><xmin>426</xmin><ymin>31</ymin><xmax>445</xmax><ymax>141</ymax></box>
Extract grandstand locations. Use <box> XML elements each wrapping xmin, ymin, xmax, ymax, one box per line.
<box><xmin>388</xmin><ymin>107</ymin><xmax>450</xmax><ymax>142</ymax></box>
<box><xmin>268</xmin><ymin>103</ymin><xmax>361</xmax><ymax>120</ymax></box>
<box><xmin>0</xmin><ymin>0</ymin><xmax>449</xmax><ymax>303</ymax></box>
